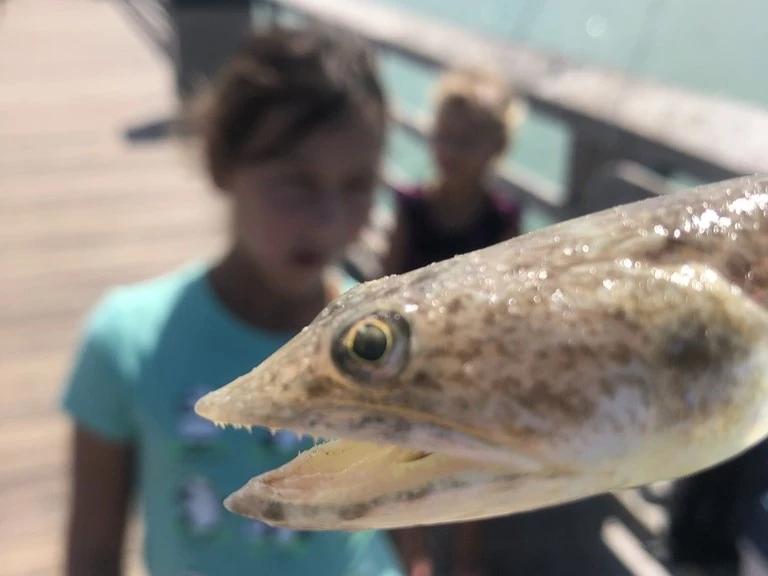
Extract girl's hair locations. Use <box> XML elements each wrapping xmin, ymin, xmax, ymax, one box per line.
<box><xmin>433</xmin><ymin>67</ymin><xmax>527</xmax><ymax>136</ymax></box>
<box><xmin>191</xmin><ymin>25</ymin><xmax>387</xmax><ymax>187</ymax></box>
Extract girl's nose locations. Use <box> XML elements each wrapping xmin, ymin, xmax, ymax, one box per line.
<box><xmin>302</xmin><ymin>194</ymin><xmax>345</xmax><ymax>243</ymax></box>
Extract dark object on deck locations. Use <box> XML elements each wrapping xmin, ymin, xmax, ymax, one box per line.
<box><xmin>124</xmin><ymin>117</ymin><xmax>175</xmax><ymax>143</ymax></box>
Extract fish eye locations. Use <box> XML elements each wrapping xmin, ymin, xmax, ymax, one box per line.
<box><xmin>346</xmin><ymin>318</ymin><xmax>392</xmax><ymax>362</ymax></box>
<box><xmin>331</xmin><ymin>310</ymin><xmax>411</xmax><ymax>384</ymax></box>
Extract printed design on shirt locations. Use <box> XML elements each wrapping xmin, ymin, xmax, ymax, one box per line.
<box><xmin>175</xmin><ymin>383</ymin><xmax>319</xmax><ymax>457</ymax></box>
<box><xmin>242</xmin><ymin>518</ymin><xmax>310</xmax><ymax>552</ymax></box>
<box><xmin>176</xmin><ymin>475</ymin><xmax>225</xmax><ymax>539</ymax></box>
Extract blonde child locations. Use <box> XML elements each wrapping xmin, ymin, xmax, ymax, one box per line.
<box><xmin>383</xmin><ymin>67</ymin><xmax>526</xmax><ymax>277</ymax></box>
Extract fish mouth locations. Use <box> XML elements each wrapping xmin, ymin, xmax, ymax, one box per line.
<box><xmin>194</xmin><ymin>396</ymin><xmax>558</xmax><ymax>531</ymax></box>
<box><xmin>220</xmin><ymin>437</ymin><xmax>532</xmax><ymax>531</ymax></box>
<box><xmin>191</xmin><ymin>344</ymin><xmax>560</xmax><ymax>530</ymax></box>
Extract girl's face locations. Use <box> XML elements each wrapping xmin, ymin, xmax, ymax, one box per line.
<box><xmin>430</xmin><ymin>99</ymin><xmax>506</xmax><ymax>186</ymax></box>
<box><xmin>223</xmin><ymin>105</ymin><xmax>384</xmax><ymax>297</ymax></box>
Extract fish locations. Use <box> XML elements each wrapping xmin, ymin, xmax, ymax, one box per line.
<box><xmin>194</xmin><ymin>174</ymin><xmax>768</xmax><ymax>531</ymax></box>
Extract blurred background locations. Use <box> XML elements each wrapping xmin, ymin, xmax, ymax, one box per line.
<box><xmin>2</xmin><ymin>0</ymin><xmax>768</xmax><ymax>574</ymax></box>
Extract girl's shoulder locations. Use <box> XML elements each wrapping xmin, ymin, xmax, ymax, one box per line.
<box><xmin>80</xmin><ymin>261</ymin><xmax>209</xmax><ymax>357</ymax></box>
<box><xmin>61</xmin><ymin>261</ymin><xmax>210</xmax><ymax>443</ymax></box>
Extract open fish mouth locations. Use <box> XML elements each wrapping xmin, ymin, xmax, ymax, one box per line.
<box><xmin>193</xmin><ymin>372</ymin><xmax>562</xmax><ymax>531</ymax></box>
<box><xmin>194</xmin><ymin>386</ymin><xmax>565</xmax><ymax>531</ymax></box>
<box><xmin>200</xmin><ymin>424</ymin><xmax>568</xmax><ymax>531</ymax></box>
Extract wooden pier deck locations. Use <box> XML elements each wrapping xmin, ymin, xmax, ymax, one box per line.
<box><xmin>0</xmin><ymin>1</ymin><xmax>223</xmax><ymax>573</ymax></box>
<box><xmin>0</xmin><ymin>1</ymin><xmax>677</xmax><ymax>575</ymax></box>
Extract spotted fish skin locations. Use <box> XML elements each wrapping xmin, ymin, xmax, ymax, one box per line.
<box><xmin>196</xmin><ymin>174</ymin><xmax>768</xmax><ymax>530</ymax></box>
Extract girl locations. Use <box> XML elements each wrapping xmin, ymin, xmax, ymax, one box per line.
<box><xmin>382</xmin><ymin>67</ymin><xmax>526</xmax><ymax>277</ymax></box>
<box><xmin>61</xmin><ymin>26</ymin><xmax>406</xmax><ymax>576</ymax></box>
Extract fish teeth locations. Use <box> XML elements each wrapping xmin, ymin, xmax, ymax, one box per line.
<box><xmin>212</xmin><ymin>421</ymin><xmax>318</xmax><ymax>441</ymax></box>
<box><xmin>212</xmin><ymin>421</ymin><xmax>252</xmax><ymax>432</ymax></box>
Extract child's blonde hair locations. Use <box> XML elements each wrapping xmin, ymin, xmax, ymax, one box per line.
<box><xmin>433</xmin><ymin>67</ymin><xmax>527</xmax><ymax>136</ymax></box>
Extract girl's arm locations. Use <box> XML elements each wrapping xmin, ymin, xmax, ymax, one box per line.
<box><xmin>65</xmin><ymin>425</ymin><xmax>135</xmax><ymax>576</ymax></box>
<box><xmin>61</xmin><ymin>293</ymin><xmax>139</xmax><ymax>576</ymax></box>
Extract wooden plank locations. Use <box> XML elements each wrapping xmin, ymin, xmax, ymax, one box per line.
<box><xmin>0</xmin><ymin>206</ymin><xmax>215</xmax><ymax>252</ymax></box>
<box><xmin>271</xmin><ymin>0</ymin><xmax>768</xmax><ymax>182</ymax></box>
<box><xmin>0</xmin><ymin>137</ymin><xmax>197</xmax><ymax>175</ymax></box>
<box><xmin>3</xmin><ymin>537</ymin><xmax>63</xmax><ymax>576</ymax></box>
<box><xmin>0</xmin><ymin>476</ymin><xmax>68</xmax><ymax>540</ymax></box>
<box><xmin>1</xmin><ymin>234</ymin><xmax>219</xmax><ymax>293</ymax></box>
<box><xmin>0</xmin><ymin>173</ymin><xmax>210</xmax><ymax>209</ymax></box>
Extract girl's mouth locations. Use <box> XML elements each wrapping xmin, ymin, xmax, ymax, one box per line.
<box><xmin>290</xmin><ymin>249</ymin><xmax>326</xmax><ymax>269</ymax></box>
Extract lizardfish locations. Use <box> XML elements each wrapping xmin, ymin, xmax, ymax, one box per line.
<box><xmin>195</xmin><ymin>174</ymin><xmax>768</xmax><ymax>531</ymax></box>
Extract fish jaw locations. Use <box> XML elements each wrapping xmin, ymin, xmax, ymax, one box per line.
<box><xmin>218</xmin><ymin>438</ymin><xmax>607</xmax><ymax>531</ymax></box>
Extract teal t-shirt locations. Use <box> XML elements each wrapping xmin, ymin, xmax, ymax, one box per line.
<box><xmin>61</xmin><ymin>261</ymin><xmax>404</xmax><ymax>576</ymax></box>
